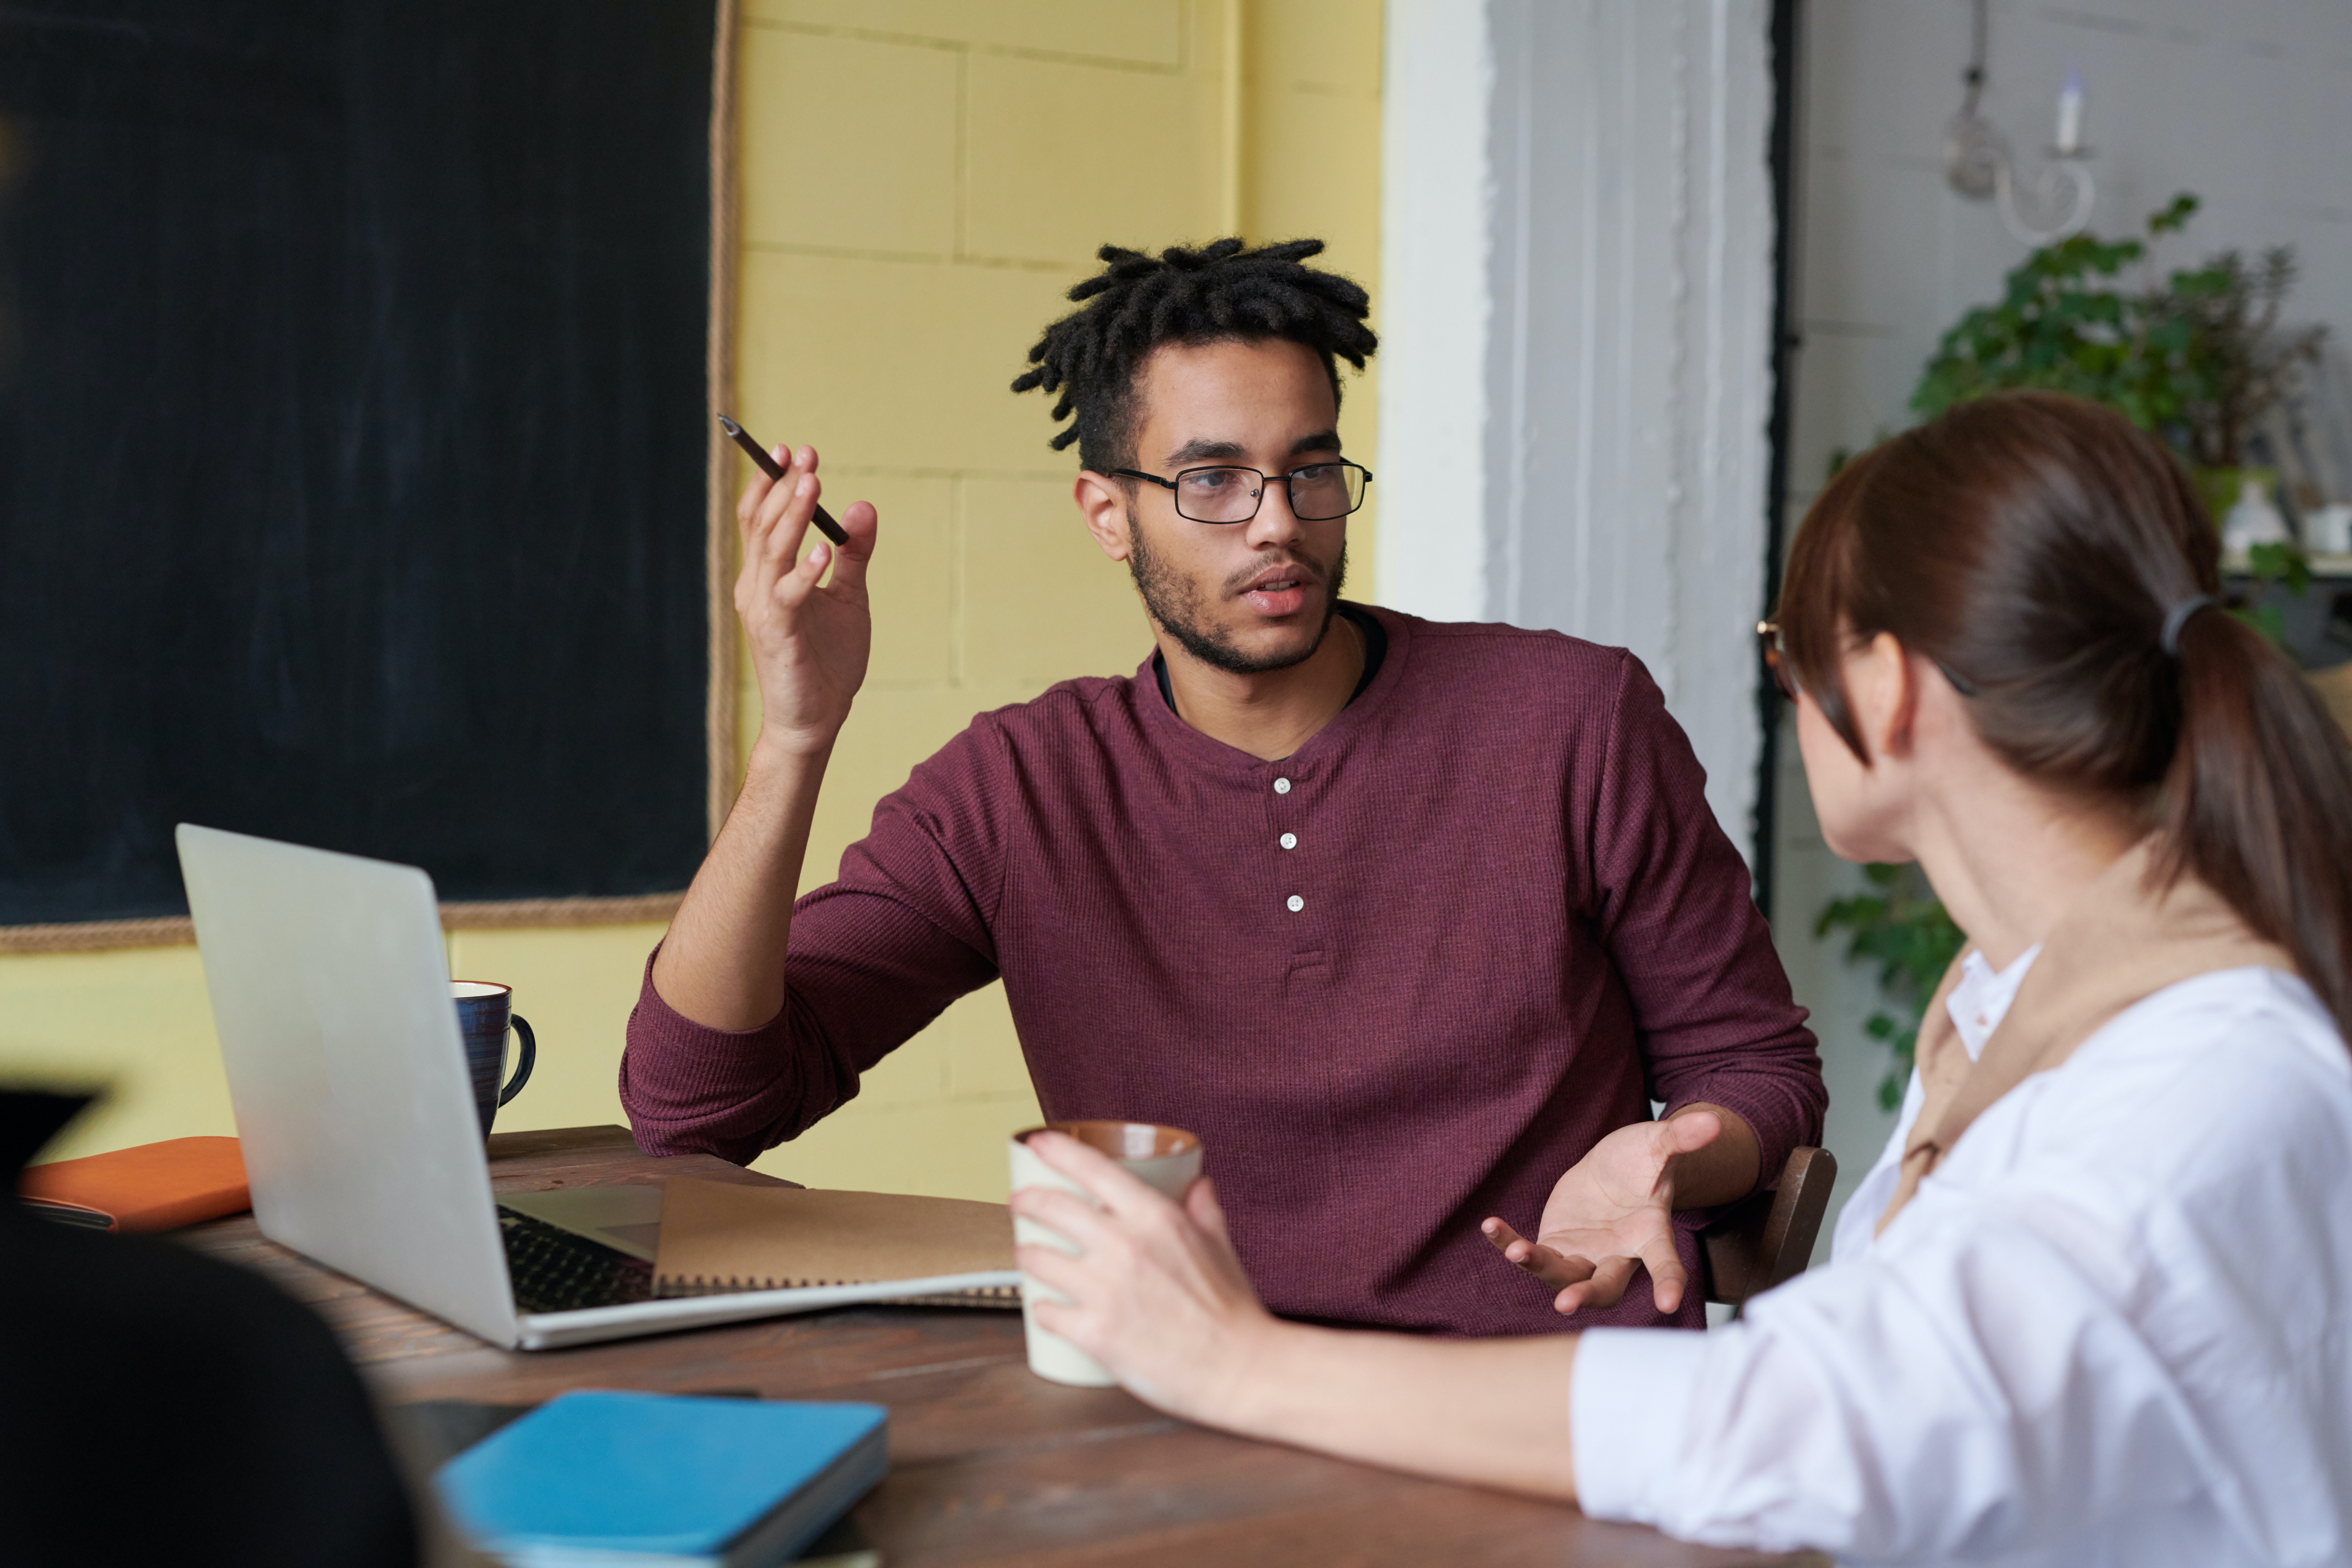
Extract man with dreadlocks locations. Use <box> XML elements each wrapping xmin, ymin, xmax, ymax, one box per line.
<box><xmin>622</xmin><ymin>238</ymin><xmax>1823</xmax><ymax>1337</ymax></box>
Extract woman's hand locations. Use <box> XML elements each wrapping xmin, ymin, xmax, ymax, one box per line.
<box><xmin>734</xmin><ymin>443</ymin><xmax>878</xmax><ymax>761</ymax></box>
<box><xmin>1009</xmin><ymin>1131</ymin><xmax>1279</xmax><ymax>1426</ymax></box>
<box><xmin>1013</xmin><ymin>1132</ymin><xmax>1584</xmax><ymax>1499</ymax></box>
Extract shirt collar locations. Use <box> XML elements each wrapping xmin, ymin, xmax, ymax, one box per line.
<box><xmin>1945</xmin><ymin>944</ymin><xmax>2043</xmax><ymax>1061</ymax></box>
<box><xmin>1150</xmin><ymin>603</ymin><xmax>1387</xmax><ymax>715</ymax></box>
<box><xmin>1130</xmin><ymin>602</ymin><xmax>1413</xmax><ymax>777</ymax></box>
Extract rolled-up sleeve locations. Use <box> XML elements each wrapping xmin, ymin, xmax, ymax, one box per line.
<box><xmin>1571</xmin><ymin>1327</ymin><xmax>1711</xmax><ymax>1523</ymax></box>
<box><xmin>1572</xmin><ymin>1191</ymin><xmax>2214</xmax><ymax>1559</ymax></box>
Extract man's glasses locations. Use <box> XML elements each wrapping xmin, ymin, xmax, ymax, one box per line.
<box><xmin>1113</xmin><ymin>461</ymin><xmax>1373</xmax><ymax>524</ymax></box>
<box><xmin>1757</xmin><ymin>619</ymin><xmax>1980</xmax><ymax>702</ymax></box>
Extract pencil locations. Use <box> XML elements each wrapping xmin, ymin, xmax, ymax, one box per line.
<box><xmin>717</xmin><ymin>415</ymin><xmax>849</xmax><ymax>546</ymax></box>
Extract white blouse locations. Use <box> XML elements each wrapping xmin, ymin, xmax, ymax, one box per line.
<box><xmin>1572</xmin><ymin>965</ymin><xmax>2352</xmax><ymax>1567</ymax></box>
<box><xmin>1826</xmin><ymin>943</ymin><xmax>2040</xmax><ymax>1266</ymax></box>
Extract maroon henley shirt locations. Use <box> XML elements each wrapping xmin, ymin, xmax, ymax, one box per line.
<box><xmin>622</xmin><ymin>606</ymin><xmax>1823</xmax><ymax>1336</ymax></box>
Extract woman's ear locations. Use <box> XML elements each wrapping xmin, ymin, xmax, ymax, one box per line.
<box><xmin>1850</xmin><ymin>632</ymin><xmax>1921</xmax><ymax>762</ymax></box>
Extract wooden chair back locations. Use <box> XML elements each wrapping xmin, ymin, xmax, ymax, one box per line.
<box><xmin>2311</xmin><ymin>661</ymin><xmax>2352</xmax><ymax>743</ymax></box>
<box><xmin>1700</xmin><ymin>1145</ymin><xmax>1838</xmax><ymax>1309</ymax></box>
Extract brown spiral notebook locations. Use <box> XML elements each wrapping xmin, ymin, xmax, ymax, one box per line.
<box><xmin>652</xmin><ymin>1177</ymin><xmax>1021</xmax><ymax>1306</ymax></box>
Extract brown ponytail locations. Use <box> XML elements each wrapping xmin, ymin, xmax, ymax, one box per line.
<box><xmin>1779</xmin><ymin>391</ymin><xmax>2352</xmax><ymax>1038</ymax></box>
<box><xmin>2160</xmin><ymin>603</ymin><xmax>2352</xmax><ymax>1029</ymax></box>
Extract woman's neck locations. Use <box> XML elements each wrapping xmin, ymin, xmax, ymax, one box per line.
<box><xmin>1908</xmin><ymin>763</ymin><xmax>2143</xmax><ymax>970</ymax></box>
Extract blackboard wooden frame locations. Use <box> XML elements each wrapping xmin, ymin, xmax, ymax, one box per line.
<box><xmin>0</xmin><ymin>0</ymin><xmax>741</xmax><ymax>954</ymax></box>
<box><xmin>702</xmin><ymin>0</ymin><xmax>746</xmax><ymax>870</ymax></box>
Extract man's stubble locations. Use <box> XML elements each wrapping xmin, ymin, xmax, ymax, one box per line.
<box><xmin>1123</xmin><ymin>507</ymin><xmax>1348</xmax><ymax>677</ymax></box>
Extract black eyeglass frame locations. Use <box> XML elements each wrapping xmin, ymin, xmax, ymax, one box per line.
<box><xmin>1756</xmin><ymin>620</ymin><xmax>1980</xmax><ymax>701</ymax></box>
<box><xmin>1111</xmin><ymin>461</ymin><xmax>1374</xmax><ymax>524</ymax></box>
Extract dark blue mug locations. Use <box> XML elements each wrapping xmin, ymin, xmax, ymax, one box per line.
<box><xmin>452</xmin><ymin>981</ymin><xmax>536</xmax><ymax>1139</ymax></box>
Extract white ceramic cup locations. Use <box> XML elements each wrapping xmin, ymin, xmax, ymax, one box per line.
<box><xmin>1007</xmin><ymin>1120</ymin><xmax>1204</xmax><ymax>1387</ymax></box>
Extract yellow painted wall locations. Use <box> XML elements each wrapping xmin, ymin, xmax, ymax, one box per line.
<box><xmin>2</xmin><ymin>0</ymin><xmax>1383</xmax><ymax>1203</ymax></box>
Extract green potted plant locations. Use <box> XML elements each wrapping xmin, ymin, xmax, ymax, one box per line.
<box><xmin>1911</xmin><ymin>194</ymin><xmax>2203</xmax><ymax>433</ymax></box>
<box><xmin>2155</xmin><ymin>245</ymin><xmax>2328</xmax><ymax>527</ymax></box>
<box><xmin>1914</xmin><ymin>193</ymin><xmax>2326</xmax><ymax>543</ymax></box>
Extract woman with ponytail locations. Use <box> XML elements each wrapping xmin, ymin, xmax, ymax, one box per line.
<box><xmin>1000</xmin><ymin>392</ymin><xmax>2352</xmax><ymax>1566</ymax></box>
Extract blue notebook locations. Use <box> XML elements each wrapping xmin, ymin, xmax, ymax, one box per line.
<box><xmin>436</xmin><ymin>1390</ymin><xmax>889</xmax><ymax>1567</ymax></box>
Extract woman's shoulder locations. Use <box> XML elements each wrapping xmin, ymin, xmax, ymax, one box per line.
<box><xmin>2036</xmin><ymin>966</ymin><xmax>2352</xmax><ymax>1191</ymax></box>
<box><xmin>2070</xmin><ymin>967</ymin><xmax>2346</xmax><ymax>1094</ymax></box>
<box><xmin>1880</xmin><ymin>968</ymin><xmax>2350</xmax><ymax>1286</ymax></box>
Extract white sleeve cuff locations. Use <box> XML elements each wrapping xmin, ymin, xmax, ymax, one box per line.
<box><xmin>1572</xmin><ymin>1327</ymin><xmax>1712</xmax><ymax>1527</ymax></box>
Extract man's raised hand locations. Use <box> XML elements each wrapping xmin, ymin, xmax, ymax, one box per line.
<box><xmin>735</xmin><ymin>444</ymin><xmax>878</xmax><ymax>757</ymax></box>
<box><xmin>648</xmin><ymin>446</ymin><xmax>877</xmax><ymax>1028</ymax></box>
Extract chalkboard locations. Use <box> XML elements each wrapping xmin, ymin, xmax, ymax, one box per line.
<box><xmin>0</xmin><ymin>0</ymin><xmax>719</xmax><ymax>931</ymax></box>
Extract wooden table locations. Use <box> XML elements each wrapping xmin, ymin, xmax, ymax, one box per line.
<box><xmin>185</xmin><ymin>1125</ymin><xmax>1815</xmax><ymax>1568</ymax></box>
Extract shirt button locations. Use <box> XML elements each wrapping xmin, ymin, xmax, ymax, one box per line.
<box><xmin>1279</xmin><ymin>832</ymin><xmax>1298</xmax><ymax>850</ymax></box>
<box><xmin>1285</xmin><ymin>894</ymin><xmax>1305</xmax><ymax>912</ymax></box>
<box><xmin>1273</xmin><ymin>777</ymin><xmax>1292</xmax><ymax>794</ymax></box>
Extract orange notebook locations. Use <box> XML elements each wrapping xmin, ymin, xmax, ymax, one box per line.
<box><xmin>17</xmin><ymin>1136</ymin><xmax>250</xmax><ymax>1232</ymax></box>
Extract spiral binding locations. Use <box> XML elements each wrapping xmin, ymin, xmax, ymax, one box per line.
<box><xmin>655</xmin><ymin>1274</ymin><xmax>1019</xmax><ymax>1305</ymax></box>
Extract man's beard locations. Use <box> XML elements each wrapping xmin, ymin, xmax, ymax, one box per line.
<box><xmin>1124</xmin><ymin>508</ymin><xmax>1347</xmax><ymax>676</ymax></box>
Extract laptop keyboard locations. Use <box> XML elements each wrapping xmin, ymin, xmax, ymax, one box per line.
<box><xmin>497</xmin><ymin>1206</ymin><xmax>655</xmax><ymax>1315</ymax></box>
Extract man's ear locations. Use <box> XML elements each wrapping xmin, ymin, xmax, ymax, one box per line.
<box><xmin>1854</xmin><ymin>632</ymin><xmax>1921</xmax><ymax>761</ymax></box>
<box><xmin>1074</xmin><ymin>471</ymin><xmax>1132</xmax><ymax>561</ymax></box>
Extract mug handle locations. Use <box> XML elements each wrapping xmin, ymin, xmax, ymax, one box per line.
<box><xmin>498</xmin><ymin>1015</ymin><xmax>537</xmax><ymax>1106</ymax></box>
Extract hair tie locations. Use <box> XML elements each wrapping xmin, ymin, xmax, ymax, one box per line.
<box><xmin>2158</xmin><ymin>593</ymin><xmax>2214</xmax><ymax>659</ymax></box>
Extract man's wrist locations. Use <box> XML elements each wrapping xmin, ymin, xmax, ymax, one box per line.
<box><xmin>748</xmin><ymin>723</ymin><xmax>840</xmax><ymax>773</ymax></box>
<box><xmin>1659</xmin><ymin>1102</ymin><xmax>1761</xmax><ymax>1209</ymax></box>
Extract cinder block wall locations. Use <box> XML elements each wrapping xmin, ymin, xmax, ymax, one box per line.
<box><xmin>2</xmin><ymin>0</ymin><xmax>1384</xmax><ymax>1203</ymax></box>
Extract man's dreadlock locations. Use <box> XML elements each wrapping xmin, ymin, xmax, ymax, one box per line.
<box><xmin>1011</xmin><ymin>238</ymin><xmax>1377</xmax><ymax>474</ymax></box>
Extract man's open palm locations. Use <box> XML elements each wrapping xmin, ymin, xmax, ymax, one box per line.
<box><xmin>1479</xmin><ymin>1111</ymin><xmax>1724</xmax><ymax>1316</ymax></box>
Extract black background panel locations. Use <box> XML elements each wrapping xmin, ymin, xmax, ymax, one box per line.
<box><xmin>0</xmin><ymin>0</ymin><xmax>714</xmax><ymax>923</ymax></box>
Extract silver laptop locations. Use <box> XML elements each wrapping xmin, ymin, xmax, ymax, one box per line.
<box><xmin>177</xmin><ymin>824</ymin><xmax>1017</xmax><ymax>1351</ymax></box>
